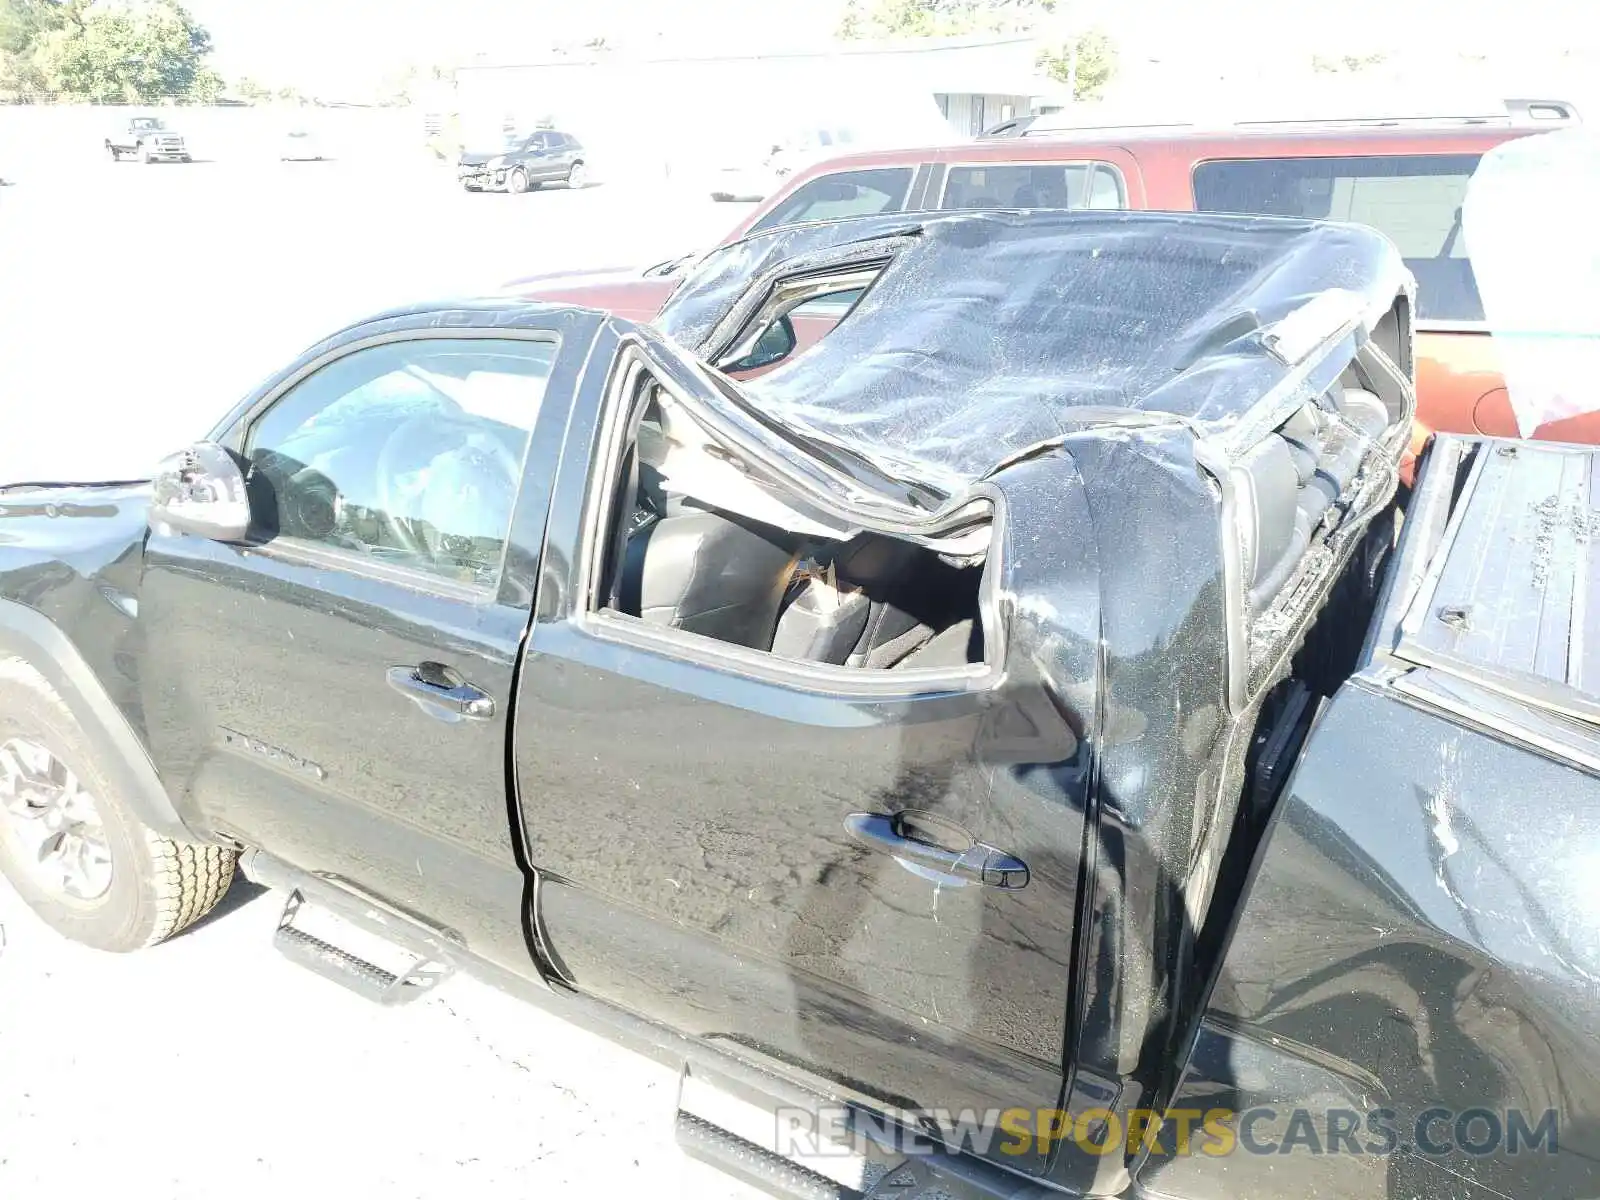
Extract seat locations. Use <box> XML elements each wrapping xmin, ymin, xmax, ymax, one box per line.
<box><xmin>619</xmin><ymin>511</ymin><xmax>799</xmax><ymax>651</ymax></box>
<box><xmin>1230</xmin><ymin>433</ymin><xmax>1306</xmax><ymax>614</ymax></box>
<box><xmin>1334</xmin><ymin>387</ymin><xmax>1392</xmax><ymax>437</ymax></box>
<box><xmin>832</xmin><ymin>537</ymin><xmax>939</xmax><ymax>667</ymax></box>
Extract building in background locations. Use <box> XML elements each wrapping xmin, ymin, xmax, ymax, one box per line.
<box><xmin>442</xmin><ymin>34</ymin><xmax>1065</xmax><ymax>181</ymax></box>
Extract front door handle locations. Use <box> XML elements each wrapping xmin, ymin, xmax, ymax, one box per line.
<box><xmin>844</xmin><ymin>812</ymin><xmax>1029</xmax><ymax>889</ymax></box>
<box><xmin>387</xmin><ymin>663</ymin><xmax>496</xmax><ymax>721</ymax></box>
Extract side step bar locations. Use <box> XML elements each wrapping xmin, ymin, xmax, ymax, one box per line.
<box><xmin>273</xmin><ymin>890</ymin><xmax>453</xmax><ymax>1006</ymax></box>
<box><xmin>242</xmin><ymin>849</ymin><xmax>464</xmax><ymax>1007</ymax></box>
<box><xmin>676</xmin><ymin>1113</ymin><xmax>858</xmax><ymax>1200</ymax></box>
<box><xmin>675</xmin><ymin>1059</ymin><xmax>1057</xmax><ymax>1200</ymax></box>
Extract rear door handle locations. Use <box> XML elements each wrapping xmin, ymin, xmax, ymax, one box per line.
<box><xmin>844</xmin><ymin>812</ymin><xmax>1029</xmax><ymax>889</ymax></box>
<box><xmin>387</xmin><ymin>662</ymin><xmax>496</xmax><ymax>722</ymax></box>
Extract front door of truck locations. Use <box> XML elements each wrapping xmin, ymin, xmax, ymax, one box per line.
<box><xmin>513</xmin><ymin>333</ymin><xmax>1090</xmax><ymax>1177</ymax></box>
<box><xmin>137</xmin><ymin>311</ymin><xmax>598</xmax><ymax>975</ymax></box>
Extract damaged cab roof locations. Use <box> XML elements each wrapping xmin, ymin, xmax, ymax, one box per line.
<box><xmin>654</xmin><ymin>209</ymin><xmax>1412</xmax><ymax>500</ymax></box>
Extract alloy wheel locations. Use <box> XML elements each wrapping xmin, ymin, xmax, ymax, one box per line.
<box><xmin>0</xmin><ymin>737</ymin><xmax>113</xmax><ymax>901</ymax></box>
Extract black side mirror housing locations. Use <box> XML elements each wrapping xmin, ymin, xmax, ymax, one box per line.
<box><xmin>148</xmin><ymin>441</ymin><xmax>254</xmax><ymax>542</ymax></box>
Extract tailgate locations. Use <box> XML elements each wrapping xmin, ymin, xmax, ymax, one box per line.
<box><xmin>1394</xmin><ymin>440</ymin><xmax>1600</xmax><ymax>725</ymax></box>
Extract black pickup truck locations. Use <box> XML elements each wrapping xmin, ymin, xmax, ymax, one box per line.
<box><xmin>1</xmin><ymin>209</ymin><xmax>1595</xmax><ymax>1200</ymax></box>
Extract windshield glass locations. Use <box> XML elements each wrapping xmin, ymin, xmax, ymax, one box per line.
<box><xmin>131</xmin><ymin>118</ymin><xmax>164</xmax><ymax>131</ymax></box>
<box><xmin>1464</xmin><ymin>128</ymin><xmax>1600</xmax><ymax>437</ymax></box>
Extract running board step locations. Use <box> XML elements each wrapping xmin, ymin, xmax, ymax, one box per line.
<box><xmin>675</xmin><ymin>1111</ymin><xmax>1052</xmax><ymax>1200</ymax></box>
<box><xmin>676</xmin><ymin>1112</ymin><xmax>859</xmax><ymax>1200</ymax></box>
<box><xmin>272</xmin><ymin>889</ymin><xmax>454</xmax><ymax>1006</ymax></box>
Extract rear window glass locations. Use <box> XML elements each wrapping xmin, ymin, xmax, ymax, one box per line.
<box><xmin>941</xmin><ymin>162</ymin><xmax>1126</xmax><ymax>211</ymax></box>
<box><xmin>1192</xmin><ymin>154</ymin><xmax>1484</xmax><ymax>322</ymax></box>
<box><xmin>749</xmin><ymin>167</ymin><xmax>914</xmax><ymax>235</ymax></box>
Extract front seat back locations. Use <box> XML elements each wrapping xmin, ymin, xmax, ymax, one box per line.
<box><xmin>620</xmin><ymin>511</ymin><xmax>800</xmax><ymax>651</ymax></box>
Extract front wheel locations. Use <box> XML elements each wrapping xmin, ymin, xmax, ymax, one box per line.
<box><xmin>0</xmin><ymin>660</ymin><xmax>236</xmax><ymax>952</ymax></box>
<box><xmin>507</xmin><ymin>166</ymin><xmax>530</xmax><ymax>195</ymax></box>
<box><xmin>566</xmin><ymin>160</ymin><xmax>587</xmax><ymax>188</ymax></box>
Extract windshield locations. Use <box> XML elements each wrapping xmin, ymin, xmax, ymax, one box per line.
<box><xmin>131</xmin><ymin>118</ymin><xmax>164</xmax><ymax>131</ymax></box>
<box><xmin>1464</xmin><ymin>128</ymin><xmax>1600</xmax><ymax>437</ymax></box>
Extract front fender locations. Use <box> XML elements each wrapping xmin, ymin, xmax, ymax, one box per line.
<box><xmin>0</xmin><ymin>596</ymin><xmax>210</xmax><ymax>844</ymax></box>
<box><xmin>0</xmin><ymin>484</ymin><xmax>214</xmax><ymax>845</ymax></box>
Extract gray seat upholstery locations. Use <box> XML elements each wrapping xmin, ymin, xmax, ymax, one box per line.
<box><xmin>832</xmin><ymin>537</ymin><xmax>938</xmax><ymax>667</ymax></box>
<box><xmin>1231</xmin><ymin>433</ymin><xmax>1307</xmax><ymax>614</ymax></box>
<box><xmin>1232</xmin><ymin>388</ymin><xmax>1396</xmax><ymax>614</ymax></box>
<box><xmin>620</xmin><ymin>511</ymin><xmax>799</xmax><ymax>651</ymax></box>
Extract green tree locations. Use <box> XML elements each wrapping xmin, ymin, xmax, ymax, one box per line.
<box><xmin>1311</xmin><ymin>51</ymin><xmax>1387</xmax><ymax>74</ymax></box>
<box><xmin>30</xmin><ymin>0</ymin><xmax>217</xmax><ymax>102</ymax></box>
<box><xmin>836</xmin><ymin>0</ymin><xmax>1118</xmax><ymax>100</ymax></box>
<box><xmin>1037</xmin><ymin>28</ymin><xmax>1117</xmax><ymax>100</ymax></box>
<box><xmin>0</xmin><ymin>0</ymin><xmax>78</xmax><ymax>94</ymax></box>
<box><xmin>838</xmin><ymin>0</ymin><xmax>1050</xmax><ymax>38</ymax></box>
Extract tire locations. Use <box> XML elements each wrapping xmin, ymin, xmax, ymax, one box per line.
<box><xmin>0</xmin><ymin>659</ymin><xmax>236</xmax><ymax>952</ymax></box>
<box><xmin>508</xmin><ymin>167</ymin><xmax>530</xmax><ymax>195</ymax></box>
<box><xmin>566</xmin><ymin>160</ymin><xmax>587</xmax><ymax>188</ymax></box>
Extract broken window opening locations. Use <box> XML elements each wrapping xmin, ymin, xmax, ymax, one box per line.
<box><xmin>713</xmin><ymin>266</ymin><xmax>881</xmax><ymax>380</ymax></box>
<box><xmin>591</xmin><ymin>381</ymin><xmax>993</xmax><ymax>675</ymax></box>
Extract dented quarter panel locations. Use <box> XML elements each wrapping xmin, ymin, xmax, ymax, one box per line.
<box><xmin>1182</xmin><ymin>682</ymin><xmax>1600</xmax><ymax>1197</ymax></box>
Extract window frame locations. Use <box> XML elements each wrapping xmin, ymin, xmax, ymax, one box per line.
<box><xmin>229</xmin><ymin>328</ymin><xmax>563</xmax><ymax>601</ymax></box>
<box><xmin>1188</xmin><ymin>151</ymin><xmax>1487</xmax><ymax>330</ymax></box>
<box><xmin>563</xmin><ymin>341</ymin><xmax>1006</xmax><ymax>700</ymax></box>
<box><xmin>746</xmin><ymin>165</ymin><xmax>919</xmax><ymax>237</ymax></box>
<box><xmin>934</xmin><ymin>158</ymin><xmax>1130</xmax><ymax>211</ymax></box>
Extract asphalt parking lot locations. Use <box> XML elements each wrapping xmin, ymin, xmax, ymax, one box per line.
<box><xmin>0</xmin><ymin>153</ymin><xmax>764</xmax><ymax>1198</ymax></box>
<box><xmin>0</xmin><ymin>154</ymin><xmax>746</xmax><ymax>483</ymax></box>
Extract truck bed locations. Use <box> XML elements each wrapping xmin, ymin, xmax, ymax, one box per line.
<box><xmin>1389</xmin><ymin>439</ymin><xmax>1600</xmax><ymax>767</ymax></box>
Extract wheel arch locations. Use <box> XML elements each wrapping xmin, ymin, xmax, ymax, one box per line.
<box><xmin>0</xmin><ymin>597</ymin><xmax>213</xmax><ymax>846</ymax></box>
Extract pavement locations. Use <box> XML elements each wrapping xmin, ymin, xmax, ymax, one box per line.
<box><xmin>0</xmin><ymin>152</ymin><xmax>766</xmax><ymax>1198</ymax></box>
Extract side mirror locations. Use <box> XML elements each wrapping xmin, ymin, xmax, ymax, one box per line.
<box><xmin>148</xmin><ymin>442</ymin><xmax>253</xmax><ymax>542</ymax></box>
<box><xmin>720</xmin><ymin>314</ymin><xmax>798</xmax><ymax>374</ymax></box>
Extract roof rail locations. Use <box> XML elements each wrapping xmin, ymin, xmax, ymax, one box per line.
<box><xmin>1017</xmin><ymin>120</ymin><xmax>1196</xmax><ymax>138</ymax></box>
<box><xmin>1017</xmin><ymin>97</ymin><xmax>1581</xmax><ymax>139</ymax></box>
<box><xmin>1234</xmin><ymin>99</ymin><xmax>1582</xmax><ymax>130</ymax></box>
<box><xmin>1504</xmin><ymin>98</ymin><xmax>1581</xmax><ymax>124</ymax></box>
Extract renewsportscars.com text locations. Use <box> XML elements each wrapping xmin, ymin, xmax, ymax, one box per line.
<box><xmin>776</xmin><ymin>1105</ymin><xmax>1561</xmax><ymax>1160</ymax></box>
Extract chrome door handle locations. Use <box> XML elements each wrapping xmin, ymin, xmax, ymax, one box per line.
<box><xmin>387</xmin><ymin>663</ymin><xmax>496</xmax><ymax>721</ymax></box>
<box><xmin>844</xmin><ymin>812</ymin><xmax>1029</xmax><ymax>889</ymax></box>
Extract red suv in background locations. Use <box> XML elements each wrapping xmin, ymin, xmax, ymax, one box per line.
<box><xmin>512</xmin><ymin>103</ymin><xmax>1590</xmax><ymax>472</ymax></box>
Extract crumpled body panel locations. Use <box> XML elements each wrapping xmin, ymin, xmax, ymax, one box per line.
<box><xmin>658</xmin><ymin>209</ymin><xmax>1410</xmax><ymax>498</ymax></box>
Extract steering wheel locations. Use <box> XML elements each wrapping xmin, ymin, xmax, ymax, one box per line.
<box><xmin>374</xmin><ymin>413</ymin><xmax>522</xmax><ymax>562</ymax></box>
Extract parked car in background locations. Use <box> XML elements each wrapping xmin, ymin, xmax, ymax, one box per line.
<box><xmin>279</xmin><ymin>127</ymin><xmax>327</xmax><ymax>162</ymax></box>
<box><xmin>710</xmin><ymin>125</ymin><xmax>861</xmax><ymax>202</ymax></box>
<box><xmin>458</xmin><ymin>129</ymin><xmax>587</xmax><ymax>194</ymax></box>
<box><xmin>510</xmin><ymin>99</ymin><xmax>1590</xmax><ymax>476</ymax></box>
<box><xmin>105</xmin><ymin>116</ymin><xmax>191</xmax><ymax>164</ymax></box>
